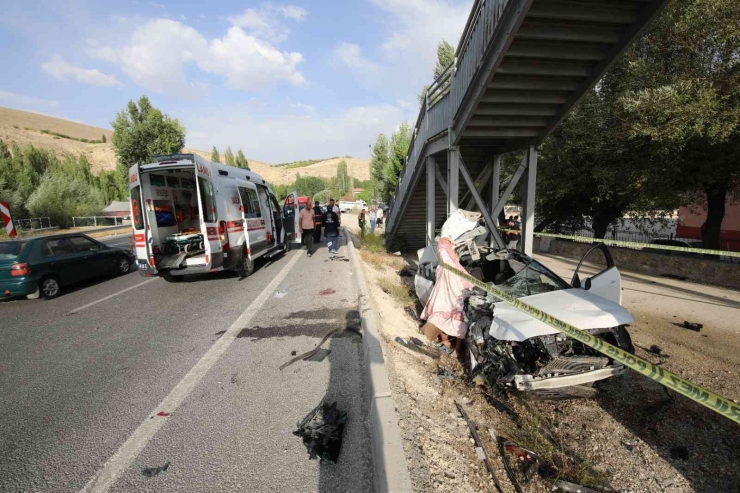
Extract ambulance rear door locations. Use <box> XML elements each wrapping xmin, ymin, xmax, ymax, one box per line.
<box><xmin>282</xmin><ymin>191</ymin><xmax>301</xmax><ymax>244</ymax></box>
<box><xmin>195</xmin><ymin>163</ymin><xmax>220</xmax><ymax>269</ymax></box>
<box><xmin>128</xmin><ymin>164</ymin><xmax>153</xmax><ymax>273</ymax></box>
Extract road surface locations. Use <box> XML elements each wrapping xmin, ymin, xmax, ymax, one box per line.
<box><xmin>0</xmin><ymin>233</ymin><xmax>372</xmax><ymax>492</ymax></box>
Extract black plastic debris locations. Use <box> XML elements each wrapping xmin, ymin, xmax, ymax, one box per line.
<box><xmin>305</xmin><ymin>348</ymin><xmax>331</xmax><ymax>362</ymax></box>
<box><xmin>648</xmin><ymin>344</ymin><xmax>663</xmax><ymax>355</ymax></box>
<box><xmin>682</xmin><ymin>321</ymin><xmax>703</xmax><ymax>332</ymax></box>
<box><xmin>403</xmin><ymin>306</ymin><xmax>421</xmax><ymax>323</ymax></box>
<box><xmin>394</xmin><ymin>336</ymin><xmax>441</xmax><ymax>359</ymax></box>
<box><xmin>142</xmin><ymin>461</ymin><xmax>170</xmax><ymax>478</ymax></box>
<box><xmin>293</xmin><ymin>401</ymin><xmax>347</xmax><ymax>464</ymax></box>
<box><xmin>670</xmin><ymin>445</ymin><xmax>689</xmax><ymax>460</ymax></box>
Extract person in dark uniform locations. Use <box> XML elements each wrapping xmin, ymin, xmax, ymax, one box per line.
<box><xmin>323</xmin><ymin>200</ymin><xmax>341</xmax><ymax>254</ymax></box>
<box><xmin>312</xmin><ymin>200</ymin><xmax>323</xmax><ymax>243</ymax></box>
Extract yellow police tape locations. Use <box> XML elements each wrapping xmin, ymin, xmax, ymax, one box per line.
<box><xmin>438</xmin><ymin>260</ymin><xmax>740</xmax><ymax>425</ymax></box>
<box><xmin>497</xmin><ymin>229</ymin><xmax>740</xmax><ymax>258</ymax></box>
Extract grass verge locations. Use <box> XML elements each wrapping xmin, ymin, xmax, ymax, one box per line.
<box><xmin>378</xmin><ymin>276</ymin><xmax>414</xmax><ymax>307</ymax></box>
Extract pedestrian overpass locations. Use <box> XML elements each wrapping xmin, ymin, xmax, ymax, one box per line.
<box><xmin>386</xmin><ymin>0</ymin><xmax>669</xmax><ymax>254</ymax></box>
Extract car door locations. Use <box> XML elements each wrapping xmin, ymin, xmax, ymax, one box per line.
<box><xmin>68</xmin><ymin>235</ymin><xmax>113</xmax><ymax>276</ymax></box>
<box><xmin>269</xmin><ymin>194</ymin><xmax>284</xmax><ymax>245</ymax></box>
<box><xmin>282</xmin><ymin>191</ymin><xmax>301</xmax><ymax>244</ymax></box>
<box><xmin>571</xmin><ymin>243</ymin><xmax>622</xmax><ymax>305</ymax></box>
<box><xmin>256</xmin><ymin>185</ymin><xmax>274</xmax><ymax>247</ymax></box>
<box><xmin>196</xmin><ymin>173</ymin><xmax>220</xmax><ymax>268</ymax></box>
<box><xmin>42</xmin><ymin>238</ymin><xmax>85</xmax><ymax>285</ymax></box>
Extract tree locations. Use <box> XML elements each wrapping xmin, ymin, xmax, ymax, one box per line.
<box><xmin>618</xmin><ymin>0</ymin><xmax>740</xmax><ymax>249</ymax></box>
<box><xmin>211</xmin><ymin>146</ymin><xmax>221</xmax><ymax>163</ymax></box>
<box><xmin>224</xmin><ymin>146</ymin><xmax>235</xmax><ymax>166</ymax></box>
<box><xmin>101</xmin><ymin>134</ymin><xmax>107</xmax><ymax>143</ymax></box>
<box><xmin>418</xmin><ymin>40</ymin><xmax>456</xmax><ymax>106</ymax></box>
<box><xmin>335</xmin><ymin>160</ymin><xmax>351</xmax><ymax>198</ymax></box>
<box><xmin>27</xmin><ymin>169</ymin><xmax>104</xmax><ymax>228</ymax></box>
<box><xmin>111</xmin><ymin>96</ymin><xmax>185</xmax><ymax>170</ymax></box>
<box><xmin>370</xmin><ymin>134</ymin><xmax>389</xmax><ymax>198</ymax></box>
<box><xmin>382</xmin><ymin>122</ymin><xmax>412</xmax><ymax>203</ymax></box>
<box><xmin>236</xmin><ymin>149</ymin><xmax>250</xmax><ymax>170</ymax></box>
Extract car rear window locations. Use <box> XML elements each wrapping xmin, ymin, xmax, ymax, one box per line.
<box><xmin>0</xmin><ymin>241</ymin><xmax>27</xmax><ymax>260</ymax></box>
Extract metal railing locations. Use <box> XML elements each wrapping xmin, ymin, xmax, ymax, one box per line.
<box><xmin>387</xmin><ymin>0</ymin><xmax>511</xmax><ymax>233</ymax></box>
<box><xmin>14</xmin><ymin>217</ymin><xmax>53</xmax><ymax>231</ymax></box>
<box><xmin>72</xmin><ymin>216</ymin><xmax>129</xmax><ymax>228</ymax></box>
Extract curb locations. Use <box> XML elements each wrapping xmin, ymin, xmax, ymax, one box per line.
<box><xmin>345</xmin><ymin>228</ymin><xmax>413</xmax><ymax>493</ymax></box>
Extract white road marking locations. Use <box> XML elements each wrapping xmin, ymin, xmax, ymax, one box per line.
<box><xmin>66</xmin><ymin>279</ymin><xmax>158</xmax><ymax>315</ymax></box>
<box><xmin>80</xmin><ymin>251</ymin><xmax>302</xmax><ymax>493</ymax></box>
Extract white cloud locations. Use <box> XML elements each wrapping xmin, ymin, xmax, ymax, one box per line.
<box><xmin>0</xmin><ymin>90</ymin><xmax>58</xmax><ymax>108</ymax></box>
<box><xmin>229</xmin><ymin>4</ymin><xmax>307</xmax><ymax>43</ymax></box>
<box><xmin>111</xmin><ymin>19</ymin><xmax>304</xmax><ymax>97</ymax></box>
<box><xmin>85</xmin><ymin>39</ymin><xmax>119</xmax><ymax>63</ymax></box>
<box><xmin>185</xmin><ymin>104</ymin><xmax>404</xmax><ymax>163</ymax></box>
<box><xmin>41</xmin><ymin>56</ymin><xmax>122</xmax><ymax>87</ymax></box>
<box><xmin>334</xmin><ymin>42</ymin><xmax>381</xmax><ymax>79</ymax></box>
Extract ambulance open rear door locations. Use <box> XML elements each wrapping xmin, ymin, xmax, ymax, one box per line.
<box><xmin>128</xmin><ymin>164</ymin><xmax>155</xmax><ymax>275</ymax></box>
<box><xmin>282</xmin><ymin>191</ymin><xmax>301</xmax><ymax>244</ymax></box>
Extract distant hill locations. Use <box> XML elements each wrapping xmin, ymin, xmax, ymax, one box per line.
<box><xmin>0</xmin><ymin>107</ymin><xmax>370</xmax><ymax>185</ymax></box>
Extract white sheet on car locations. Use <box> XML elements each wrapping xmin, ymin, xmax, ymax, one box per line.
<box><xmin>490</xmin><ymin>288</ymin><xmax>635</xmax><ymax>342</ymax></box>
<box><xmin>440</xmin><ymin>209</ymin><xmax>481</xmax><ymax>241</ymax></box>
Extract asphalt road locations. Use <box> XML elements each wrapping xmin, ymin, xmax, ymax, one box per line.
<box><xmin>0</xmin><ymin>232</ymin><xmax>372</xmax><ymax>492</ymax></box>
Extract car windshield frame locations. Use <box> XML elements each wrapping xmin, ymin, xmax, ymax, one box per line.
<box><xmin>493</xmin><ymin>251</ymin><xmax>571</xmax><ymax>299</ymax></box>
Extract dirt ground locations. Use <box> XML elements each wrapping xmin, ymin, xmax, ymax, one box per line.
<box><xmin>346</xmin><ymin>219</ymin><xmax>740</xmax><ymax>492</ymax></box>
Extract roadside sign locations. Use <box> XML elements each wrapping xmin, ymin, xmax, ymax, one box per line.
<box><xmin>0</xmin><ymin>201</ymin><xmax>16</xmax><ymax>238</ymax></box>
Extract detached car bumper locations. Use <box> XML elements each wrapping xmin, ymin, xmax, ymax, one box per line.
<box><xmin>1</xmin><ymin>277</ymin><xmax>38</xmax><ymax>298</ymax></box>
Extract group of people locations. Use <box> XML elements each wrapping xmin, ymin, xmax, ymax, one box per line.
<box><xmin>298</xmin><ymin>198</ymin><xmax>342</xmax><ymax>257</ymax></box>
<box><xmin>504</xmin><ymin>215</ymin><xmax>521</xmax><ymax>249</ymax></box>
<box><xmin>357</xmin><ymin>206</ymin><xmax>384</xmax><ymax>238</ymax></box>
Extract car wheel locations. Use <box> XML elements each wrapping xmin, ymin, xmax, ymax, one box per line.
<box><xmin>26</xmin><ymin>285</ymin><xmax>40</xmax><ymax>300</ymax></box>
<box><xmin>117</xmin><ymin>257</ymin><xmax>131</xmax><ymax>275</ymax></box>
<box><xmin>162</xmin><ymin>271</ymin><xmax>183</xmax><ymax>283</ymax></box>
<box><xmin>236</xmin><ymin>247</ymin><xmax>254</xmax><ymax>279</ymax></box>
<box><xmin>40</xmin><ymin>277</ymin><xmax>61</xmax><ymax>299</ymax></box>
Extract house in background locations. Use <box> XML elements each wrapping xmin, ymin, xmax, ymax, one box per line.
<box><xmin>102</xmin><ymin>201</ymin><xmax>130</xmax><ymax>219</ymax></box>
<box><xmin>677</xmin><ymin>201</ymin><xmax>740</xmax><ymax>251</ymax></box>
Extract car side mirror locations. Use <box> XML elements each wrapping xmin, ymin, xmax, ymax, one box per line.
<box><xmin>584</xmin><ymin>278</ymin><xmax>592</xmax><ymax>291</ymax></box>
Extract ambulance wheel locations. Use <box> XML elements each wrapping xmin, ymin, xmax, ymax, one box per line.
<box><xmin>236</xmin><ymin>248</ymin><xmax>254</xmax><ymax>278</ymax></box>
<box><xmin>162</xmin><ymin>271</ymin><xmax>183</xmax><ymax>283</ymax></box>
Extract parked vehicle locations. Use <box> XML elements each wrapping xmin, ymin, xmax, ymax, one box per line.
<box><xmin>415</xmin><ymin>213</ymin><xmax>635</xmax><ymax>399</ymax></box>
<box><xmin>128</xmin><ymin>153</ymin><xmax>299</xmax><ymax>282</ymax></box>
<box><xmin>0</xmin><ymin>234</ymin><xmax>134</xmax><ymax>300</ymax></box>
<box><xmin>338</xmin><ymin>201</ymin><xmax>356</xmax><ymax>214</ymax></box>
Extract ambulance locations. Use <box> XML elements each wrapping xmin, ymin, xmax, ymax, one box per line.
<box><xmin>128</xmin><ymin>153</ymin><xmax>301</xmax><ymax>281</ymax></box>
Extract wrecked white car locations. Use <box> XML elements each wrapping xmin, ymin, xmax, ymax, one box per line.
<box><xmin>416</xmin><ymin>215</ymin><xmax>635</xmax><ymax>399</ymax></box>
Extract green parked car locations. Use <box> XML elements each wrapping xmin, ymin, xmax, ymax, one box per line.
<box><xmin>0</xmin><ymin>234</ymin><xmax>135</xmax><ymax>300</ymax></box>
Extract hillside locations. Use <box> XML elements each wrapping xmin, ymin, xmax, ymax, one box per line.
<box><xmin>0</xmin><ymin>107</ymin><xmax>370</xmax><ymax>184</ymax></box>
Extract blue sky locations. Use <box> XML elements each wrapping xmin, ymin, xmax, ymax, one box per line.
<box><xmin>0</xmin><ymin>0</ymin><xmax>472</xmax><ymax>163</ymax></box>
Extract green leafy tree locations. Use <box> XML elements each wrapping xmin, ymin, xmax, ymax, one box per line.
<box><xmin>236</xmin><ymin>149</ymin><xmax>250</xmax><ymax>170</ymax></box>
<box><xmin>211</xmin><ymin>146</ymin><xmax>221</xmax><ymax>163</ymax></box>
<box><xmin>102</xmin><ymin>134</ymin><xmax>107</xmax><ymax>143</ymax></box>
<box><xmin>618</xmin><ymin>0</ymin><xmax>740</xmax><ymax>249</ymax></box>
<box><xmin>111</xmin><ymin>96</ymin><xmax>185</xmax><ymax>171</ymax></box>
<box><xmin>369</xmin><ymin>134</ymin><xmax>389</xmax><ymax>199</ymax></box>
<box><xmin>335</xmin><ymin>160</ymin><xmax>351</xmax><ymax>198</ymax></box>
<box><xmin>418</xmin><ymin>40</ymin><xmax>456</xmax><ymax>105</ymax></box>
<box><xmin>382</xmin><ymin>122</ymin><xmax>412</xmax><ymax>203</ymax></box>
<box><xmin>224</xmin><ymin>146</ymin><xmax>235</xmax><ymax>166</ymax></box>
<box><xmin>27</xmin><ymin>169</ymin><xmax>104</xmax><ymax>228</ymax></box>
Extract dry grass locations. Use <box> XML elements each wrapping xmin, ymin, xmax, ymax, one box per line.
<box><xmin>377</xmin><ymin>276</ymin><xmax>414</xmax><ymax>307</ymax></box>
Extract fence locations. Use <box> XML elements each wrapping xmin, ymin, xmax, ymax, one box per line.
<box><xmin>547</xmin><ymin>228</ymin><xmax>700</xmax><ymax>249</ymax></box>
<box><xmin>72</xmin><ymin>216</ymin><xmax>130</xmax><ymax>228</ymax></box>
<box><xmin>14</xmin><ymin>217</ymin><xmax>53</xmax><ymax>231</ymax></box>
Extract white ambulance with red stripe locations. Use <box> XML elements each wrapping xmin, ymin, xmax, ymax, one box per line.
<box><xmin>128</xmin><ymin>153</ymin><xmax>301</xmax><ymax>281</ymax></box>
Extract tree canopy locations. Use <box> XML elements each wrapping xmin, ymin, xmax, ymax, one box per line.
<box><xmin>211</xmin><ymin>146</ymin><xmax>221</xmax><ymax>163</ymax></box>
<box><xmin>236</xmin><ymin>149</ymin><xmax>250</xmax><ymax>170</ymax></box>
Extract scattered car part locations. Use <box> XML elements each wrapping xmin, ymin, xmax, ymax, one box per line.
<box><xmin>142</xmin><ymin>461</ymin><xmax>170</xmax><ymax>478</ymax></box>
<box><xmin>489</xmin><ymin>426</ymin><xmax>524</xmax><ymax>493</ymax></box>
<box><xmin>280</xmin><ymin>327</ymin><xmax>361</xmax><ymax>370</ymax></box>
<box><xmin>454</xmin><ymin>401</ymin><xmax>505</xmax><ymax>493</ymax></box>
<box><xmin>552</xmin><ymin>480</ymin><xmax>600</xmax><ymax>493</ymax></box>
<box><xmin>394</xmin><ymin>336</ymin><xmax>441</xmax><ymax>359</ymax></box>
<box><xmin>293</xmin><ymin>401</ymin><xmax>347</xmax><ymax>464</ymax></box>
<box><xmin>682</xmin><ymin>321</ymin><xmax>703</xmax><ymax>332</ymax></box>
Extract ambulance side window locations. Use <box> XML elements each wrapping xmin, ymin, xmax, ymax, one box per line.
<box><xmin>198</xmin><ymin>177</ymin><xmax>217</xmax><ymax>223</ymax></box>
<box><xmin>239</xmin><ymin>187</ymin><xmax>261</xmax><ymax>219</ymax></box>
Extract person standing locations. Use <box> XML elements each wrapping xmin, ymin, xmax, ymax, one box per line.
<box><xmin>369</xmin><ymin>207</ymin><xmax>377</xmax><ymax>234</ymax></box>
<box><xmin>299</xmin><ymin>200</ymin><xmax>315</xmax><ymax>257</ymax></box>
<box><xmin>312</xmin><ymin>200</ymin><xmax>323</xmax><ymax>243</ymax></box>
<box><xmin>376</xmin><ymin>207</ymin><xmax>384</xmax><ymax>229</ymax></box>
<box><xmin>324</xmin><ymin>199</ymin><xmax>341</xmax><ymax>254</ymax></box>
<box><xmin>358</xmin><ymin>209</ymin><xmax>367</xmax><ymax>238</ymax></box>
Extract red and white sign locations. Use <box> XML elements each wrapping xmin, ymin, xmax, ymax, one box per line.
<box><xmin>0</xmin><ymin>201</ymin><xmax>16</xmax><ymax>238</ymax></box>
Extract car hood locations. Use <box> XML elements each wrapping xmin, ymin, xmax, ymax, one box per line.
<box><xmin>490</xmin><ymin>288</ymin><xmax>634</xmax><ymax>342</ymax></box>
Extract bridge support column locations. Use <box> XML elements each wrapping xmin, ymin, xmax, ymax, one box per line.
<box><xmin>426</xmin><ymin>156</ymin><xmax>436</xmax><ymax>245</ymax></box>
<box><xmin>521</xmin><ymin>146</ymin><xmax>537</xmax><ymax>256</ymax></box>
<box><xmin>448</xmin><ymin>147</ymin><xmax>460</xmax><ymax>214</ymax></box>
<box><xmin>490</xmin><ymin>155</ymin><xmax>501</xmax><ymax>247</ymax></box>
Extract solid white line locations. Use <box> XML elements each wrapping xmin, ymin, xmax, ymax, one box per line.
<box><xmin>80</xmin><ymin>250</ymin><xmax>302</xmax><ymax>493</ymax></box>
<box><xmin>66</xmin><ymin>279</ymin><xmax>158</xmax><ymax>315</ymax></box>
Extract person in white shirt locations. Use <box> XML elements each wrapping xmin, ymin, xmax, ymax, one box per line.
<box><xmin>368</xmin><ymin>207</ymin><xmax>377</xmax><ymax>234</ymax></box>
<box><xmin>376</xmin><ymin>207</ymin><xmax>384</xmax><ymax>229</ymax></box>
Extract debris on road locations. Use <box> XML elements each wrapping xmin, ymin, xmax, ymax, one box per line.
<box><xmin>291</xmin><ymin>350</ymin><xmax>297</xmax><ymax>356</ymax></box>
<box><xmin>280</xmin><ymin>327</ymin><xmax>361</xmax><ymax>370</ymax></box>
<box><xmin>552</xmin><ymin>479</ymin><xmax>600</xmax><ymax>493</ymax></box>
<box><xmin>403</xmin><ymin>305</ymin><xmax>421</xmax><ymax>323</ymax></box>
<box><xmin>293</xmin><ymin>401</ymin><xmax>348</xmax><ymax>464</ymax></box>
<box><xmin>142</xmin><ymin>461</ymin><xmax>170</xmax><ymax>478</ymax></box>
<box><xmin>661</xmin><ymin>273</ymin><xmax>689</xmax><ymax>281</ymax></box>
<box><xmin>669</xmin><ymin>445</ymin><xmax>689</xmax><ymax>460</ymax></box>
<box><xmin>682</xmin><ymin>320</ymin><xmax>703</xmax><ymax>332</ymax></box>
<box><xmin>155</xmin><ymin>411</ymin><xmax>170</xmax><ymax>417</ymax></box>
<box><xmin>648</xmin><ymin>344</ymin><xmax>663</xmax><ymax>355</ymax></box>
<box><xmin>455</xmin><ymin>401</ymin><xmax>505</xmax><ymax>493</ymax></box>
<box><xmin>319</xmin><ymin>288</ymin><xmax>336</xmax><ymax>295</ymax></box>
<box><xmin>274</xmin><ymin>289</ymin><xmax>288</xmax><ymax>298</ymax></box>
<box><xmin>305</xmin><ymin>348</ymin><xmax>331</xmax><ymax>362</ymax></box>
<box><xmin>436</xmin><ymin>365</ymin><xmax>459</xmax><ymax>380</ymax></box>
